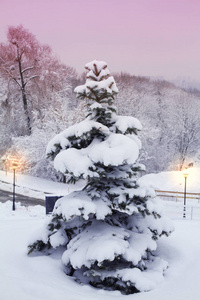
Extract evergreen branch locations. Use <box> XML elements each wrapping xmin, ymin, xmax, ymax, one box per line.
<box><xmin>99</xmin><ymin>90</ymin><xmax>108</xmax><ymax>101</ymax></box>
<box><xmin>99</xmin><ymin>75</ymin><xmax>108</xmax><ymax>81</ymax></box>
<box><xmin>109</xmin><ymin>82</ymin><xmax>114</xmax><ymax>89</ymax></box>
<box><xmin>94</xmin><ymin>63</ymin><xmax>99</xmax><ymax>76</ymax></box>
<box><xmin>87</xmin><ymin>75</ymin><xmax>97</xmax><ymax>81</ymax></box>
<box><xmin>87</xmin><ymin>86</ymin><xmax>99</xmax><ymax>101</ymax></box>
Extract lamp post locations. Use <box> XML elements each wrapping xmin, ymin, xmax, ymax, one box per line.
<box><xmin>183</xmin><ymin>170</ymin><xmax>189</xmax><ymax>218</ymax></box>
<box><xmin>11</xmin><ymin>160</ymin><xmax>19</xmax><ymax>211</ymax></box>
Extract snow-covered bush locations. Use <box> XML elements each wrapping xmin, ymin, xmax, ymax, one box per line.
<box><xmin>28</xmin><ymin>60</ymin><xmax>174</xmax><ymax>294</ymax></box>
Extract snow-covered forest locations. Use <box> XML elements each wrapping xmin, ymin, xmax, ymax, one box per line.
<box><xmin>1</xmin><ymin>25</ymin><xmax>200</xmax><ymax>180</ymax></box>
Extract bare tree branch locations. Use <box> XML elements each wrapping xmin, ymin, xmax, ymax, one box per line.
<box><xmin>12</xmin><ymin>77</ymin><xmax>22</xmax><ymax>88</ymax></box>
<box><xmin>22</xmin><ymin>66</ymin><xmax>34</xmax><ymax>74</ymax></box>
<box><xmin>24</xmin><ymin>75</ymin><xmax>39</xmax><ymax>86</ymax></box>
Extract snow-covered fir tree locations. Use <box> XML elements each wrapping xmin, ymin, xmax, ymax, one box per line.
<box><xmin>28</xmin><ymin>60</ymin><xmax>174</xmax><ymax>294</ymax></box>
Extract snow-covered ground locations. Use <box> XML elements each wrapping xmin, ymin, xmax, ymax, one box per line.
<box><xmin>1</xmin><ymin>167</ymin><xmax>200</xmax><ymax>198</ymax></box>
<box><xmin>0</xmin><ymin>169</ymin><xmax>200</xmax><ymax>300</ymax></box>
<box><xmin>0</xmin><ymin>170</ymin><xmax>84</xmax><ymax>199</ymax></box>
<box><xmin>138</xmin><ymin>167</ymin><xmax>200</xmax><ymax>193</ymax></box>
<box><xmin>138</xmin><ymin>168</ymin><xmax>200</xmax><ymax>221</ymax></box>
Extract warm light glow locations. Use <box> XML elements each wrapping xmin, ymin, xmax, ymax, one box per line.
<box><xmin>7</xmin><ymin>155</ymin><xmax>24</xmax><ymax>172</ymax></box>
<box><xmin>11</xmin><ymin>160</ymin><xmax>19</xmax><ymax>170</ymax></box>
<box><xmin>183</xmin><ymin>169</ymin><xmax>189</xmax><ymax>178</ymax></box>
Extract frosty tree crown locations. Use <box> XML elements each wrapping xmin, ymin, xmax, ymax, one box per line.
<box><xmin>74</xmin><ymin>60</ymin><xmax>118</xmax><ymax>104</ymax></box>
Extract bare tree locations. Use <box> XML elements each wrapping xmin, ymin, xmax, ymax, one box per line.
<box><xmin>0</xmin><ymin>25</ymin><xmax>79</xmax><ymax>136</ymax></box>
<box><xmin>173</xmin><ymin>95</ymin><xmax>200</xmax><ymax>170</ymax></box>
<box><xmin>0</xmin><ymin>25</ymin><xmax>50</xmax><ymax>134</ymax></box>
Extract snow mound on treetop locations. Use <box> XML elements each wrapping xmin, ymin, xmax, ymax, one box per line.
<box><xmin>74</xmin><ymin>60</ymin><xmax>118</xmax><ymax>95</ymax></box>
<box><xmin>85</xmin><ymin>60</ymin><xmax>107</xmax><ymax>72</ymax></box>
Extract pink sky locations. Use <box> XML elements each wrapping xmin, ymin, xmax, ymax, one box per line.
<box><xmin>0</xmin><ymin>0</ymin><xmax>200</xmax><ymax>80</ymax></box>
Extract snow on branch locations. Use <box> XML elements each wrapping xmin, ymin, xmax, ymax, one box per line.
<box><xmin>22</xmin><ymin>66</ymin><xmax>34</xmax><ymax>73</ymax></box>
<box><xmin>24</xmin><ymin>75</ymin><xmax>39</xmax><ymax>86</ymax></box>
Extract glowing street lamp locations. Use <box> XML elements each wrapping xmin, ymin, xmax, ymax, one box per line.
<box><xmin>183</xmin><ymin>169</ymin><xmax>189</xmax><ymax>218</ymax></box>
<box><xmin>11</xmin><ymin>158</ymin><xmax>20</xmax><ymax>211</ymax></box>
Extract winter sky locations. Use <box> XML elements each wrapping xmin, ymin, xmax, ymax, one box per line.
<box><xmin>0</xmin><ymin>0</ymin><xmax>200</xmax><ymax>81</ymax></box>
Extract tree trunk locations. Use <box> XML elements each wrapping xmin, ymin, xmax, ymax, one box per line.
<box><xmin>18</xmin><ymin>51</ymin><xmax>32</xmax><ymax>135</ymax></box>
<box><xmin>21</xmin><ymin>88</ymin><xmax>31</xmax><ymax>135</ymax></box>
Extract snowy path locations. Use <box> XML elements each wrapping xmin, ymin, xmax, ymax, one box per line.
<box><xmin>0</xmin><ymin>189</ymin><xmax>45</xmax><ymax>206</ymax></box>
<box><xmin>0</xmin><ymin>203</ymin><xmax>200</xmax><ymax>300</ymax></box>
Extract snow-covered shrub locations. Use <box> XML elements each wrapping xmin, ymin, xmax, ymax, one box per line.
<box><xmin>28</xmin><ymin>60</ymin><xmax>174</xmax><ymax>294</ymax></box>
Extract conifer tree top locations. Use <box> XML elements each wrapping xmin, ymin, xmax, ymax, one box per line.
<box><xmin>74</xmin><ymin>60</ymin><xmax>118</xmax><ymax>103</ymax></box>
